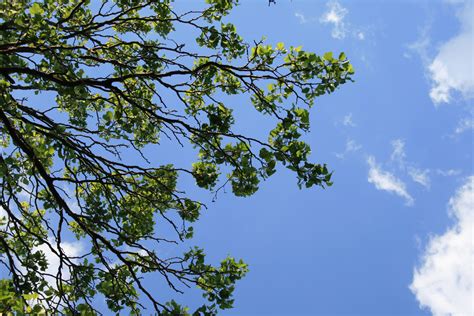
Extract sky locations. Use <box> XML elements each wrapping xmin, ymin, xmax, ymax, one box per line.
<box><xmin>2</xmin><ymin>0</ymin><xmax>472</xmax><ymax>315</ymax></box>
<box><xmin>181</xmin><ymin>1</ymin><xmax>472</xmax><ymax>315</ymax></box>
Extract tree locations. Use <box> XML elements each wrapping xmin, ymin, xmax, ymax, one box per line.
<box><xmin>0</xmin><ymin>0</ymin><xmax>353</xmax><ymax>314</ymax></box>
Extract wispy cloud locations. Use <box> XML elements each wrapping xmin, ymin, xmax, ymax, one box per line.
<box><xmin>390</xmin><ymin>139</ymin><xmax>432</xmax><ymax>189</ymax></box>
<box><xmin>454</xmin><ymin>117</ymin><xmax>474</xmax><ymax>134</ymax></box>
<box><xmin>298</xmin><ymin>2</ymin><xmax>365</xmax><ymax>41</ymax></box>
<box><xmin>336</xmin><ymin>138</ymin><xmax>362</xmax><ymax>159</ymax></box>
<box><xmin>342</xmin><ymin>113</ymin><xmax>356</xmax><ymax>127</ymax></box>
<box><xmin>436</xmin><ymin>169</ymin><xmax>462</xmax><ymax>177</ymax></box>
<box><xmin>406</xmin><ymin>18</ymin><xmax>432</xmax><ymax>62</ymax></box>
<box><xmin>367</xmin><ymin>156</ymin><xmax>414</xmax><ymax>205</ymax></box>
<box><xmin>346</xmin><ymin>139</ymin><xmax>362</xmax><ymax>152</ymax></box>
<box><xmin>320</xmin><ymin>1</ymin><xmax>348</xmax><ymax>39</ymax></box>
<box><xmin>410</xmin><ymin>176</ymin><xmax>474</xmax><ymax>315</ymax></box>
<box><xmin>408</xmin><ymin>167</ymin><xmax>431</xmax><ymax>189</ymax></box>
<box><xmin>295</xmin><ymin>12</ymin><xmax>313</xmax><ymax>24</ymax></box>
<box><xmin>390</xmin><ymin>139</ymin><xmax>407</xmax><ymax>167</ymax></box>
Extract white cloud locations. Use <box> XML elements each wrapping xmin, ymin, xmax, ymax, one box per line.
<box><xmin>305</xmin><ymin>1</ymin><xmax>365</xmax><ymax>41</ymax></box>
<box><xmin>454</xmin><ymin>117</ymin><xmax>474</xmax><ymax>134</ymax></box>
<box><xmin>342</xmin><ymin>113</ymin><xmax>356</xmax><ymax>127</ymax></box>
<box><xmin>34</xmin><ymin>238</ymin><xmax>84</xmax><ymax>283</ymax></box>
<box><xmin>295</xmin><ymin>12</ymin><xmax>307</xmax><ymax>24</ymax></box>
<box><xmin>320</xmin><ymin>1</ymin><xmax>348</xmax><ymax>39</ymax></box>
<box><xmin>390</xmin><ymin>140</ymin><xmax>432</xmax><ymax>189</ymax></box>
<box><xmin>0</xmin><ymin>187</ymin><xmax>84</xmax><ymax>289</ymax></box>
<box><xmin>428</xmin><ymin>2</ymin><xmax>474</xmax><ymax>104</ymax></box>
<box><xmin>436</xmin><ymin>169</ymin><xmax>462</xmax><ymax>177</ymax></box>
<box><xmin>408</xmin><ymin>167</ymin><xmax>431</xmax><ymax>189</ymax></box>
<box><xmin>407</xmin><ymin>20</ymin><xmax>432</xmax><ymax>62</ymax></box>
<box><xmin>295</xmin><ymin>12</ymin><xmax>311</xmax><ymax>24</ymax></box>
<box><xmin>367</xmin><ymin>156</ymin><xmax>414</xmax><ymax>205</ymax></box>
<box><xmin>410</xmin><ymin>176</ymin><xmax>474</xmax><ymax>316</ymax></box>
<box><xmin>336</xmin><ymin>139</ymin><xmax>362</xmax><ymax>159</ymax></box>
<box><xmin>391</xmin><ymin>139</ymin><xmax>407</xmax><ymax>167</ymax></box>
<box><xmin>0</xmin><ymin>206</ymin><xmax>7</xmax><ymax>229</ymax></box>
<box><xmin>346</xmin><ymin>139</ymin><xmax>362</xmax><ymax>153</ymax></box>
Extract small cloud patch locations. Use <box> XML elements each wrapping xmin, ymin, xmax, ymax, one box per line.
<box><xmin>342</xmin><ymin>113</ymin><xmax>356</xmax><ymax>127</ymax></box>
<box><xmin>408</xmin><ymin>167</ymin><xmax>431</xmax><ymax>189</ymax></box>
<box><xmin>320</xmin><ymin>1</ymin><xmax>348</xmax><ymax>39</ymax></box>
<box><xmin>367</xmin><ymin>156</ymin><xmax>414</xmax><ymax>206</ymax></box>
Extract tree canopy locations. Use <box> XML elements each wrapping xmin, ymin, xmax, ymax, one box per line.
<box><xmin>0</xmin><ymin>0</ymin><xmax>353</xmax><ymax>314</ymax></box>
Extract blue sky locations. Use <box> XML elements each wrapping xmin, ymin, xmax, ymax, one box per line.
<box><xmin>179</xmin><ymin>1</ymin><xmax>472</xmax><ymax>315</ymax></box>
<box><xmin>2</xmin><ymin>1</ymin><xmax>471</xmax><ymax>315</ymax></box>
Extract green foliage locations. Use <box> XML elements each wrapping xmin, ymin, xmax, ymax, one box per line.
<box><xmin>0</xmin><ymin>280</ymin><xmax>45</xmax><ymax>315</ymax></box>
<box><xmin>0</xmin><ymin>0</ymin><xmax>353</xmax><ymax>314</ymax></box>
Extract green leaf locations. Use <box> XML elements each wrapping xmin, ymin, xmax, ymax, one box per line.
<box><xmin>323</xmin><ymin>51</ymin><xmax>333</xmax><ymax>61</ymax></box>
<box><xmin>23</xmin><ymin>293</ymin><xmax>39</xmax><ymax>300</ymax></box>
<box><xmin>103</xmin><ymin>111</ymin><xmax>113</xmax><ymax>122</ymax></box>
<box><xmin>29</xmin><ymin>3</ymin><xmax>44</xmax><ymax>16</ymax></box>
